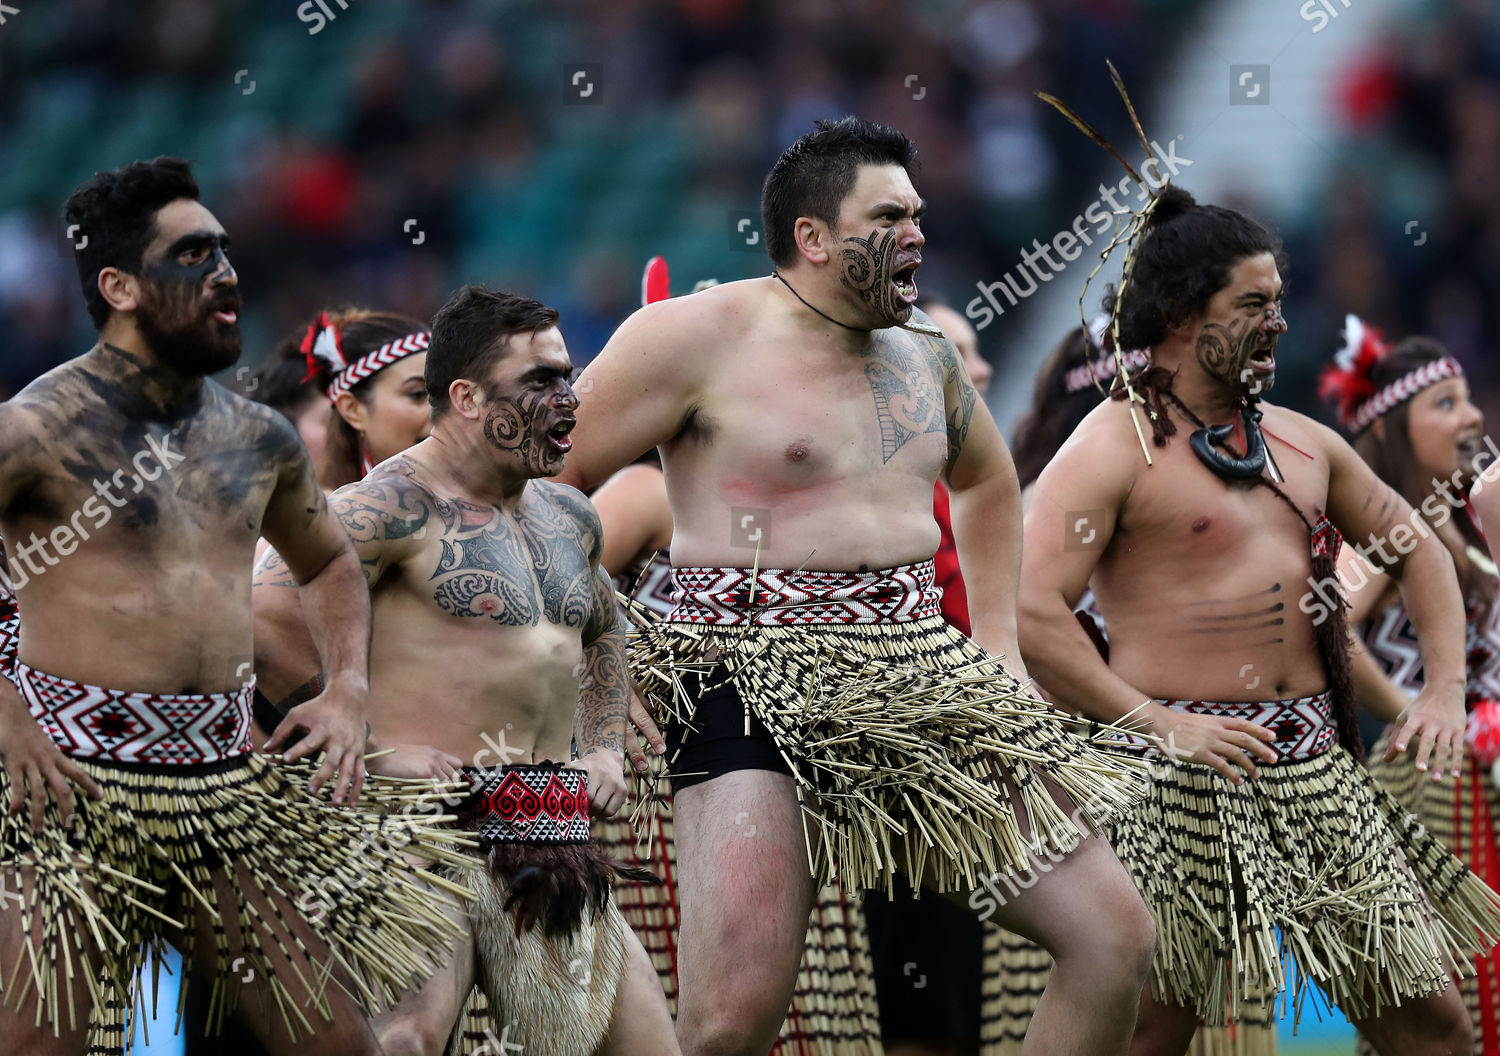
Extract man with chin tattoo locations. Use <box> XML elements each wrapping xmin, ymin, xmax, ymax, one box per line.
<box><xmin>559</xmin><ymin>116</ymin><xmax>1157</xmax><ymax>1056</ymax></box>
<box><xmin>0</xmin><ymin>158</ymin><xmax>465</xmax><ymax>1056</ymax></box>
<box><xmin>1019</xmin><ymin>184</ymin><xmax>1499</xmax><ymax>1055</ymax></box>
<box><xmin>316</xmin><ymin>285</ymin><xmax>681</xmax><ymax>1056</ymax></box>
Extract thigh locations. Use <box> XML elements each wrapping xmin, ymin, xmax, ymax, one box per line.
<box><xmin>1350</xmin><ymin>982</ymin><xmax>1471</xmax><ymax>1056</ymax></box>
<box><xmin>671</xmin><ymin>769</ymin><xmax>816</xmax><ymax>1012</ymax></box>
<box><xmin>0</xmin><ymin>865</ymin><xmax>95</xmax><ymax>1055</ymax></box>
<box><xmin>183</xmin><ymin>861</ymin><xmax>394</xmax><ymax>1056</ymax></box>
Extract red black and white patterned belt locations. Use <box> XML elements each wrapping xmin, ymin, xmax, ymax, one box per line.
<box><xmin>464</xmin><ymin>764</ymin><xmax>592</xmax><ymax>846</ymax></box>
<box><xmin>666</xmin><ymin>559</ymin><xmax>944</xmax><ymax>626</ymax></box>
<box><xmin>13</xmin><ymin>661</ymin><xmax>253</xmax><ymax>767</ymax></box>
<box><xmin>1106</xmin><ymin>691</ymin><xmax>1337</xmax><ymax>761</ymax></box>
<box><xmin>0</xmin><ymin>594</ymin><xmax>17</xmax><ymax>680</ymax></box>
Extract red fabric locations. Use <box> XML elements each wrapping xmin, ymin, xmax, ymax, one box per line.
<box><xmin>932</xmin><ymin>483</ymin><xmax>971</xmax><ymax>636</ymax></box>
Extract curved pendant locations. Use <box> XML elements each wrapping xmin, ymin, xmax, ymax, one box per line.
<box><xmin>1188</xmin><ymin>413</ymin><xmax>1267</xmax><ymax>481</ymax></box>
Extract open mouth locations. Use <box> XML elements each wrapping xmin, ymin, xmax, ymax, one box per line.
<box><xmin>208</xmin><ymin>299</ymin><xmax>240</xmax><ymax>325</ymax></box>
<box><xmin>1457</xmin><ymin>433</ymin><xmax>1482</xmax><ymax>461</ymax></box>
<box><xmin>547</xmin><ymin>418</ymin><xmax>575</xmax><ymax>453</ymax></box>
<box><xmin>891</xmin><ymin>260</ymin><xmax>920</xmax><ymax>305</ymax></box>
<box><xmin>1246</xmin><ymin>347</ymin><xmax>1276</xmax><ymax>372</ymax></box>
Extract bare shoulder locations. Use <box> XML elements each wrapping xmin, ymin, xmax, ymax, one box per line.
<box><xmin>329</xmin><ymin>455</ymin><xmax>439</xmax><ymax>538</ymax></box>
<box><xmin>1054</xmin><ymin>397</ymin><xmax>1149</xmax><ymax>479</ymax></box>
<box><xmin>1259</xmin><ymin>402</ymin><xmax>1341</xmax><ymax>465</ymax></box>
<box><xmin>531</xmin><ymin>478</ymin><xmax>603</xmax><ymax>540</ymax></box>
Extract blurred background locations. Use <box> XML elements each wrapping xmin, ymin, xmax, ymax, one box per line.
<box><xmin>2</xmin><ymin>0</ymin><xmax>1496</xmax><ymax>1051</ymax></box>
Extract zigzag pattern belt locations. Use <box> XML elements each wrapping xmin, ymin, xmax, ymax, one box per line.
<box><xmin>465</xmin><ymin>764</ymin><xmax>591</xmax><ymax>846</ymax></box>
<box><xmin>15</xmin><ymin>661</ymin><xmax>253</xmax><ymax>766</ymax></box>
<box><xmin>1106</xmin><ymin>691</ymin><xmax>1336</xmax><ymax>761</ymax></box>
<box><xmin>666</xmin><ymin>559</ymin><xmax>944</xmax><ymax>626</ymax></box>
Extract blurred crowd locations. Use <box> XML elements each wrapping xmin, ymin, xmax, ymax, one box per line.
<box><xmin>0</xmin><ymin>0</ymin><xmax>1497</xmax><ymax>432</ymax></box>
<box><xmin>0</xmin><ymin>0</ymin><xmax>1200</xmax><ymax>398</ymax></box>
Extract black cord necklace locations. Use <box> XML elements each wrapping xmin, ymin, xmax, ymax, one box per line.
<box><xmin>772</xmin><ymin>271</ymin><xmax>866</xmax><ymax>332</ymax></box>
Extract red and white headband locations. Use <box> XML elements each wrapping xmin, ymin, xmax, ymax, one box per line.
<box><xmin>1063</xmin><ymin>312</ymin><xmax>1150</xmax><ymax>394</ymax></box>
<box><xmin>1319</xmin><ymin>314</ymin><xmax>1463</xmax><ymax>433</ymax></box>
<box><xmin>300</xmin><ymin>311</ymin><xmax>431</xmax><ymax>403</ymax></box>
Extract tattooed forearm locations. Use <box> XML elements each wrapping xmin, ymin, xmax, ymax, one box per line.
<box><xmin>253</xmin><ymin>547</ymin><xmax>300</xmax><ymax>588</ymax></box>
<box><xmin>574</xmin><ymin>617</ymin><xmax>627</xmax><ymax>757</ymax></box>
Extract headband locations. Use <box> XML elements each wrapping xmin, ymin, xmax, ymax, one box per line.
<box><xmin>1318</xmin><ymin>314</ymin><xmax>1464</xmax><ymax>433</ymax></box>
<box><xmin>1064</xmin><ymin>348</ymin><xmax>1151</xmax><ymax>395</ymax></box>
<box><xmin>300</xmin><ymin>311</ymin><xmax>431</xmax><ymax>403</ymax></box>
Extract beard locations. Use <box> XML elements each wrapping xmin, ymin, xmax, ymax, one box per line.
<box><xmin>135</xmin><ymin>278</ymin><xmax>242</xmax><ymax>377</ymax></box>
<box><xmin>481</xmin><ymin>389</ymin><xmax>564</xmax><ymax>478</ymax></box>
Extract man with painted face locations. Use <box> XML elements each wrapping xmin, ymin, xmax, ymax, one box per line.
<box><xmin>0</xmin><ymin>158</ymin><xmax>464</xmax><ymax>1055</ymax></box>
<box><xmin>315</xmin><ymin>285</ymin><xmax>680</xmax><ymax>1056</ymax></box>
<box><xmin>558</xmin><ymin>116</ymin><xmax>1156</xmax><ymax>1056</ymax></box>
<box><xmin>1019</xmin><ymin>184</ymin><xmax>1500</xmax><ymax>1055</ymax></box>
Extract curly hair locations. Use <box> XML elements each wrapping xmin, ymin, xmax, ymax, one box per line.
<box><xmin>1104</xmin><ymin>186</ymin><xmax>1285</xmax><ymax>351</ymax></box>
<box><xmin>63</xmin><ymin>157</ymin><xmax>201</xmax><ymax>330</ymax></box>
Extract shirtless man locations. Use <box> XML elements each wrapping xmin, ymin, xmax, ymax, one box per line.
<box><xmin>558</xmin><ymin>117</ymin><xmax>1155</xmax><ymax>1056</ymax></box>
<box><xmin>0</xmin><ymin>158</ymin><xmax>459</xmax><ymax>1055</ymax></box>
<box><xmin>254</xmin><ymin>285</ymin><xmax>679</xmax><ymax>1056</ymax></box>
<box><xmin>1019</xmin><ymin>185</ymin><xmax>1493</xmax><ymax>1055</ymax></box>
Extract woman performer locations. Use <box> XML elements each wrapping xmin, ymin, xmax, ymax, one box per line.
<box><xmin>1322</xmin><ymin>318</ymin><xmax>1500</xmax><ymax>1056</ymax></box>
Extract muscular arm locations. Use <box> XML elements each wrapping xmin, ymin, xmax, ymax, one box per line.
<box><xmin>1322</xmin><ymin>420</ymin><xmax>1466</xmax><ymax>774</ymax></box>
<box><xmin>555</xmin><ymin>298</ymin><xmax>705</xmax><ymax>493</ymax></box>
<box><xmin>260</xmin><ymin>426</ymin><xmax>371</xmax><ymax>698</ymax></box>
<box><xmin>925</xmin><ymin>324</ymin><xmax>1025</xmax><ymax>671</ymax></box>
<box><xmin>575</xmin><ymin>567</ymin><xmax>628</xmax><ymax>760</ymax></box>
<box><xmin>1017</xmin><ymin>413</ymin><xmax>1145</xmax><ymax>721</ymax></box>
<box><xmin>591</xmin><ymin>464</ymin><xmax>672</xmax><ymax>576</ymax></box>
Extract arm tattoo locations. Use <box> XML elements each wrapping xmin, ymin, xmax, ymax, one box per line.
<box><xmin>861</xmin><ymin>328</ymin><xmax>945</xmax><ymax>463</ymax></box>
<box><xmin>331</xmin><ymin>475</ymin><xmax>432</xmax><ymax>586</ymax></box>
<box><xmin>253</xmin><ymin>547</ymin><xmax>299</xmax><ymax>588</ymax></box>
<box><xmin>575</xmin><ymin>567</ymin><xmax>626</xmax><ymax>757</ymax></box>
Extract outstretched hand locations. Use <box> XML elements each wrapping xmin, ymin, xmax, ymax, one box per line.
<box><xmin>264</xmin><ymin>680</ymin><xmax>370</xmax><ymax>806</ymax></box>
<box><xmin>1387</xmin><ymin>684</ymin><xmax>1465</xmax><ymax>781</ymax></box>
<box><xmin>0</xmin><ymin>703</ymin><xmax>103</xmax><ymax>832</ymax></box>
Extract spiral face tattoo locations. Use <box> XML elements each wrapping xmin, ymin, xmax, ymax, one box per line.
<box><xmin>841</xmin><ymin>228</ymin><xmax>911</xmax><ymax>326</ymax></box>
<box><xmin>1195</xmin><ymin>306</ymin><xmax>1284</xmax><ymax>396</ymax></box>
<box><xmin>483</xmin><ymin>387</ymin><xmax>556</xmax><ymax>477</ymax></box>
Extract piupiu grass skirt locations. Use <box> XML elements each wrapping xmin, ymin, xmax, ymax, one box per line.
<box><xmin>1107</xmin><ymin>739</ymin><xmax>1500</xmax><ymax>1026</ymax></box>
<box><xmin>630</xmin><ymin>597</ymin><xmax>1150</xmax><ymax>894</ymax></box>
<box><xmin>0</xmin><ymin>752</ymin><xmax>472</xmax><ymax>1046</ymax></box>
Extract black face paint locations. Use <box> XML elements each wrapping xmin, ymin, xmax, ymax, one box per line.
<box><xmin>136</xmin><ymin>233</ymin><xmax>241</xmax><ymax>376</ymax></box>
<box><xmin>840</xmin><ymin>228</ymin><xmax>915</xmax><ymax>326</ymax></box>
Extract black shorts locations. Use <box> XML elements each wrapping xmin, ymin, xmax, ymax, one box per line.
<box><xmin>664</xmin><ymin>663</ymin><xmax>793</xmax><ymax>789</ymax></box>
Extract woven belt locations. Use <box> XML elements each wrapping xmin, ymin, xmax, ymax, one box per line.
<box><xmin>666</xmin><ymin>559</ymin><xmax>944</xmax><ymax>626</ymax></box>
<box><xmin>465</xmin><ymin>764</ymin><xmax>591</xmax><ymax>846</ymax></box>
<box><xmin>14</xmin><ymin>661</ymin><xmax>254</xmax><ymax>766</ymax></box>
<box><xmin>1107</xmin><ymin>691</ymin><xmax>1336</xmax><ymax>761</ymax></box>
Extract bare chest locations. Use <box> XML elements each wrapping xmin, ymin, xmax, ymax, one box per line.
<box><xmin>411</xmin><ymin>496</ymin><xmax>595</xmax><ymax>629</ymax></box>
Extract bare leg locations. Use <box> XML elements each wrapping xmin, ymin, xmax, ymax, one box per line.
<box><xmin>940</xmin><ymin>835</ymin><xmax>1155</xmax><ymax>1056</ymax></box>
<box><xmin>1351</xmin><ymin>983</ymin><xmax>1472</xmax><ymax>1056</ymax></box>
<box><xmin>186</xmin><ymin>862</ymin><xmax>436</xmax><ymax>1056</ymax></box>
<box><xmin>598</xmin><ymin>926</ymin><xmax>682</xmax><ymax>1055</ymax></box>
<box><xmin>370</xmin><ymin>883</ymin><xmax>477</xmax><ymax>1056</ymax></box>
<box><xmin>1127</xmin><ymin>984</ymin><xmax>1197</xmax><ymax>1056</ymax></box>
<box><xmin>672</xmin><ymin>770</ymin><xmax>817</xmax><ymax>1056</ymax></box>
<box><xmin>0</xmin><ymin>866</ymin><xmax>94</xmax><ymax>1056</ymax></box>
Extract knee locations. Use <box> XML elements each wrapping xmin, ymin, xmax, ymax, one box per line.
<box><xmin>679</xmin><ymin>1000</ymin><xmax>786</xmax><ymax>1056</ymax></box>
<box><xmin>1431</xmin><ymin>995</ymin><xmax>1474</xmax><ymax>1052</ymax></box>
<box><xmin>1059</xmin><ymin>894</ymin><xmax>1156</xmax><ymax>988</ymax></box>
<box><xmin>376</xmin><ymin>1019</ymin><xmax>447</xmax><ymax>1056</ymax></box>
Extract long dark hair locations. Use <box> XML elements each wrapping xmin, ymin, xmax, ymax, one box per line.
<box><xmin>285</xmin><ymin>307</ymin><xmax>429</xmax><ymax>489</ymax></box>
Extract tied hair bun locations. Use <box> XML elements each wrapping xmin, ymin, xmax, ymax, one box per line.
<box><xmin>1145</xmin><ymin>184</ymin><xmax>1196</xmax><ymax>229</ymax></box>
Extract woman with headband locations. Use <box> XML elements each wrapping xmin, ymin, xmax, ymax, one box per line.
<box><xmin>1322</xmin><ymin>317</ymin><xmax>1500</xmax><ymax>1056</ymax></box>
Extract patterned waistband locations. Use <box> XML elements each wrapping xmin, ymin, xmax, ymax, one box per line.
<box><xmin>666</xmin><ymin>560</ymin><xmax>943</xmax><ymax>626</ymax></box>
<box><xmin>464</xmin><ymin>764</ymin><xmax>591</xmax><ymax>846</ymax></box>
<box><xmin>0</xmin><ymin>596</ymin><xmax>16</xmax><ymax>679</ymax></box>
<box><xmin>13</xmin><ymin>661</ymin><xmax>254</xmax><ymax>766</ymax></box>
<box><xmin>1107</xmin><ymin>691</ymin><xmax>1336</xmax><ymax>761</ymax></box>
